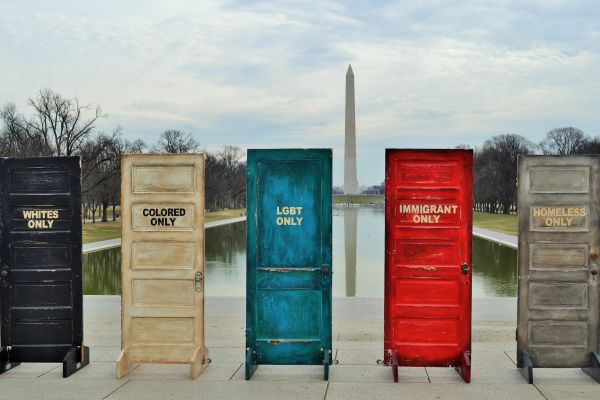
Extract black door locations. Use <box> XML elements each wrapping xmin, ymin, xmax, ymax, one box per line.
<box><xmin>0</xmin><ymin>156</ymin><xmax>88</xmax><ymax>377</ymax></box>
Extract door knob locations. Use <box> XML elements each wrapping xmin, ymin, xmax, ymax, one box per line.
<box><xmin>0</xmin><ymin>266</ymin><xmax>8</xmax><ymax>278</ymax></box>
<box><xmin>194</xmin><ymin>271</ymin><xmax>204</xmax><ymax>292</ymax></box>
<box><xmin>591</xmin><ymin>265</ymin><xmax>599</xmax><ymax>276</ymax></box>
<box><xmin>322</xmin><ymin>268</ymin><xmax>329</xmax><ymax>276</ymax></box>
<box><xmin>461</xmin><ymin>263</ymin><xmax>469</xmax><ymax>275</ymax></box>
<box><xmin>591</xmin><ymin>252</ymin><xmax>599</xmax><ymax>261</ymax></box>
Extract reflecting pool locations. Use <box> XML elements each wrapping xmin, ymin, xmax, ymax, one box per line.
<box><xmin>83</xmin><ymin>207</ymin><xmax>518</xmax><ymax>298</ymax></box>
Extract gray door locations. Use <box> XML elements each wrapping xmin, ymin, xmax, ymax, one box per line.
<box><xmin>518</xmin><ymin>155</ymin><xmax>600</xmax><ymax>368</ymax></box>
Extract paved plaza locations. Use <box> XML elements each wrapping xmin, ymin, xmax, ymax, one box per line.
<box><xmin>1</xmin><ymin>295</ymin><xmax>598</xmax><ymax>399</ymax></box>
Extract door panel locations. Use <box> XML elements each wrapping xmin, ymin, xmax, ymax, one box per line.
<box><xmin>0</xmin><ymin>157</ymin><xmax>83</xmax><ymax>364</ymax></box>
<box><xmin>385</xmin><ymin>149</ymin><xmax>472</xmax><ymax>368</ymax></box>
<box><xmin>257</xmin><ymin>160</ymin><xmax>322</xmax><ymax>267</ymax></box>
<box><xmin>246</xmin><ymin>149</ymin><xmax>332</xmax><ymax>368</ymax></box>
<box><xmin>517</xmin><ymin>156</ymin><xmax>600</xmax><ymax>368</ymax></box>
<box><xmin>256</xmin><ymin>290</ymin><xmax>322</xmax><ymax>339</ymax></box>
<box><xmin>117</xmin><ymin>154</ymin><xmax>207</xmax><ymax>379</ymax></box>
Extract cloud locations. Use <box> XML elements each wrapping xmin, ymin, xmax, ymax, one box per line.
<box><xmin>0</xmin><ymin>0</ymin><xmax>599</xmax><ymax>185</ymax></box>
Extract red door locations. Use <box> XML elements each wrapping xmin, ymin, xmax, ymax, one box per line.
<box><xmin>384</xmin><ymin>149</ymin><xmax>472</xmax><ymax>383</ymax></box>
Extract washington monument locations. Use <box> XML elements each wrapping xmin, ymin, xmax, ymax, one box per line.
<box><xmin>344</xmin><ymin>64</ymin><xmax>359</xmax><ymax>194</ymax></box>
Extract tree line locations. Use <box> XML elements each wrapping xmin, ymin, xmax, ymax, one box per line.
<box><xmin>0</xmin><ymin>89</ymin><xmax>245</xmax><ymax>223</ymax></box>
<box><xmin>4</xmin><ymin>89</ymin><xmax>597</xmax><ymax>218</ymax></box>
<box><xmin>473</xmin><ymin>127</ymin><xmax>600</xmax><ymax>214</ymax></box>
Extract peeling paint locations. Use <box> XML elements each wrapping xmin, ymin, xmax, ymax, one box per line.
<box><xmin>404</xmin><ymin>265</ymin><xmax>438</xmax><ymax>271</ymax></box>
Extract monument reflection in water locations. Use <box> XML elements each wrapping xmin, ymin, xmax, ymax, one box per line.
<box><xmin>344</xmin><ymin>206</ymin><xmax>358</xmax><ymax>297</ymax></box>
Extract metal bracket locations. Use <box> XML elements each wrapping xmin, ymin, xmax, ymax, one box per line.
<box><xmin>519</xmin><ymin>351</ymin><xmax>534</xmax><ymax>384</ymax></box>
<box><xmin>321</xmin><ymin>348</ymin><xmax>332</xmax><ymax>381</ymax></box>
<box><xmin>582</xmin><ymin>351</ymin><xmax>600</xmax><ymax>383</ymax></box>
<box><xmin>455</xmin><ymin>350</ymin><xmax>471</xmax><ymax>383</ymax></box>
<box><xmin>62</xmin><ymin>345</ymin><xmax>90</xmax><ymax>378</ymax></box>
<box><xmin>0</xmin><ymin>346</ymin><xmax>20</xmax><ymax>375</ymax></box>
<box><xmin>245</xmin><ymin>347</ymin><xmax>258</xmax><ymax>380</ymax></box>
<box><xmin>390</xmin><ymin>349</ymin><xmax>399</xmax><ymax>383</ymax></box>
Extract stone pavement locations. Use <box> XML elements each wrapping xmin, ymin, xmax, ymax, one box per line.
<box><xmin>473</xmin><ymin>226</ymin><xmax>517</xmax><ymax>248</ymax></box>
<box><xmin>1</xmin><ymin>296</ymin><xmax>598</xmax><ymax>399</ymax></box>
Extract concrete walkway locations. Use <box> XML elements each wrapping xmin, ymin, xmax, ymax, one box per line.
<box><xmin>1</xmin><ymin>296</ymin><xmax>597</xmax><ymax>400</ymax></box>
<box><xmin>473</xmin><ymin>226</ymin><xmax>517</xmax><ymax>249</ymax></box>
<box><xmin>82</xmin><ymin>216</ymin><xmax>247</xmax><ymax>253</ymax></box>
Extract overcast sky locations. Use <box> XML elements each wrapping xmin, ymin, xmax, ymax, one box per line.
<box><xmin>1</xmin><ymin>1</ymin><xmax>599</xmax><ymax>186</ymax></box>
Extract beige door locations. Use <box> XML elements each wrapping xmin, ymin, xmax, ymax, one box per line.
<box><xmin>117</xmin><ymin>154</ymin><xmax>208</xmax><ymax>379</ymax></box>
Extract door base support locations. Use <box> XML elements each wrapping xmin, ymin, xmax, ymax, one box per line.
<box><xmin>455</xmin><ymin>350</ymin><xmax>471</xmax><ymax>383</ymax></box>
<box><xmin>582</xmin><ymin>351</ymin><xmax>600</xmax><ymax>384</ymax></box>
<box><xmin>115</xmin><ymin>347</ymin><xmax>140</xmax><ymax>379</ymax></box>
<box><xmin>190</xmin><ymin>347</ymin><xmax>210</xmax><ymax>379</ymax></box>
<box><xmin>388</xmin><ymin>349</ymin><xmax>399</xmax><ymax>383</ymax></box>
<box><xmin>245</xmin><ymin>347</ymin><xmax>258</xmax><ymax>380</ymax></box>
<box><xmin>321</xmin><ymin>348</ymin><xmax>332</xmax><ymax>381</ymax></box>
<box><xmin>518</xmin><ymin>351</ymin><xmax>533</xmax><ymax>384</ymax></box>
<box><xmin>62</xmin><ymin>345</ymin><xmax>90</xmax><ymax>378</ymax></box>
<box><xmin>116</xmin><ymin>347</ymin><xmax>207</xmax><ymax>379</ymax></box>
<box><xmin>0</xmin><ymin>347</ymin><xmax>20</xmax><ymax>375</ymax></box>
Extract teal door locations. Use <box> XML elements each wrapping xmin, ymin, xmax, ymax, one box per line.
<box><xmin>245</xmin><ymin>149</ymin><xmax>332</xmax><ymax>380</ymax></box>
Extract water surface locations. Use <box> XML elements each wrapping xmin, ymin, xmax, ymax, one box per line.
<box><xmin>83</xmin><ymin>207</ymin><xmax>518</xmax><ymax>298</ymax></box>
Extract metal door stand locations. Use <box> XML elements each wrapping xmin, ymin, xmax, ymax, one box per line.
<box><xmin>518</xmin><ymin>350</ymin><xmax>534</xmax><ymax>384</ymax></box>
<box><xmin>245</xmin><ymin>347</ymin><xmax>258</xmax><ymax>380</ymax></box>
<box><xmin>62</xmin><ymin>345</ymin><xmax>90</xmax><ymax>378</ymax></box>
<box><xmin>519</xmin><ymin>351</ymin><xmax>600</xmax><ymax>384</ymax></box>
<box><xmin>385</xmin><ymin>349</ymin><xmax>471</xmax><ymax>383</ymax></box>
<box><xmin>321</xmin><ymin>348</ymin><xmax>333</xmax><ymax>380</ymax></box>
<box><xmin>582</xmin><ymin>352</ymin><xmax>600</xmax><ymax>384</ymax></box>
<box><xmin>389</xmin><ymin>349</ymin><xmax>399</xmax><ymax>383</ymax></box>
<box><xmin>0</xmin><ymin>347</ymin><xmax>20</xmax><ymax>375</ymax></box>
<box><xmin>0</xmin><ymin>345</ymin><xmax>89</xmax><ymax>378</ymax></box>
<box><xmin>455</xmin><ymin>350</ymin><xmax>471</xmax><ymax>383</ymax></box>
<box><xmin>245</xmin><ymin>347</ymin><xmax>334</xmax><ymax>381</ymax></box>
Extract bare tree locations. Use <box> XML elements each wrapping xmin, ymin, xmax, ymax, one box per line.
<box><xmin>80</xmin><ymin>128</ymin><xmax>122</xmax><ymax>193</ymax></box>
<box><xmin>1</xmin><ymin>91</ymin><xmax>126</xmax><ymax>215</ymax></box>
<box><xmin>0</xmin><ymin>103</ymin><xmax>48</xmax><ymax>156</ymax></box>
<box><xmin>0</xmin><ymin>88</ymin><xmax>106</xmax><ymax>156</ymax></box>
<box><xmin>474</xmin><ymin>134</ymin><xmax>535</xmax><ymax>214</ymax></box>
<box><xmin>81</xmin><ymin>135</ymin><xmax>146</xmax><ymax>223</ymax></box>
<box><xmin>154</xmin><ymin>130</ymin><xmax>200</xmax><ymax>153</ymax></box>
<box><xmin>205</xmin><ymin>146</ymin><xmax>246</xmax><ymax>211</ymax></box>
<box><xmin>539</xmin><ymin>127</ymin><xmax>588</xmax><ymax>155</ymax></box>
<box><xmin>574</xmin><ymin>136</ymin><xmax>600</xmax><ymax>154</ymax></box>
<box><xmin>129</xmin><ymin>138</ymin><xmax>147</xmax><ymax>154</ymax></box>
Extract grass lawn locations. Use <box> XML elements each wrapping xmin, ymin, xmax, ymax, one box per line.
<box><xmin>82</xmin><ymin>220</ymin><xmax>121</xmax><ymax>244</ymax></box>
<box><xmin>205</xmin><ymin>208</ymin><xmax>246</xmax><ymax>222</ymax></box>
<box><xmin>473</xmin><ymin>211</ymin><xmax>518</xmax><ymax>235</ymax></box>
<box><xmin>334</xmin><ymin>194</ymin><xmax>384</xmax><ymax>205</ymax></box>
<box><xmin>82</xmin><ymin>207</ymin><xmax>516</xmax><ymax>243</ymax></box>
<box><xmin>82</xmin><ymin>208</ymin><xmax>247</xmax><ymax>244</ymax></box>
